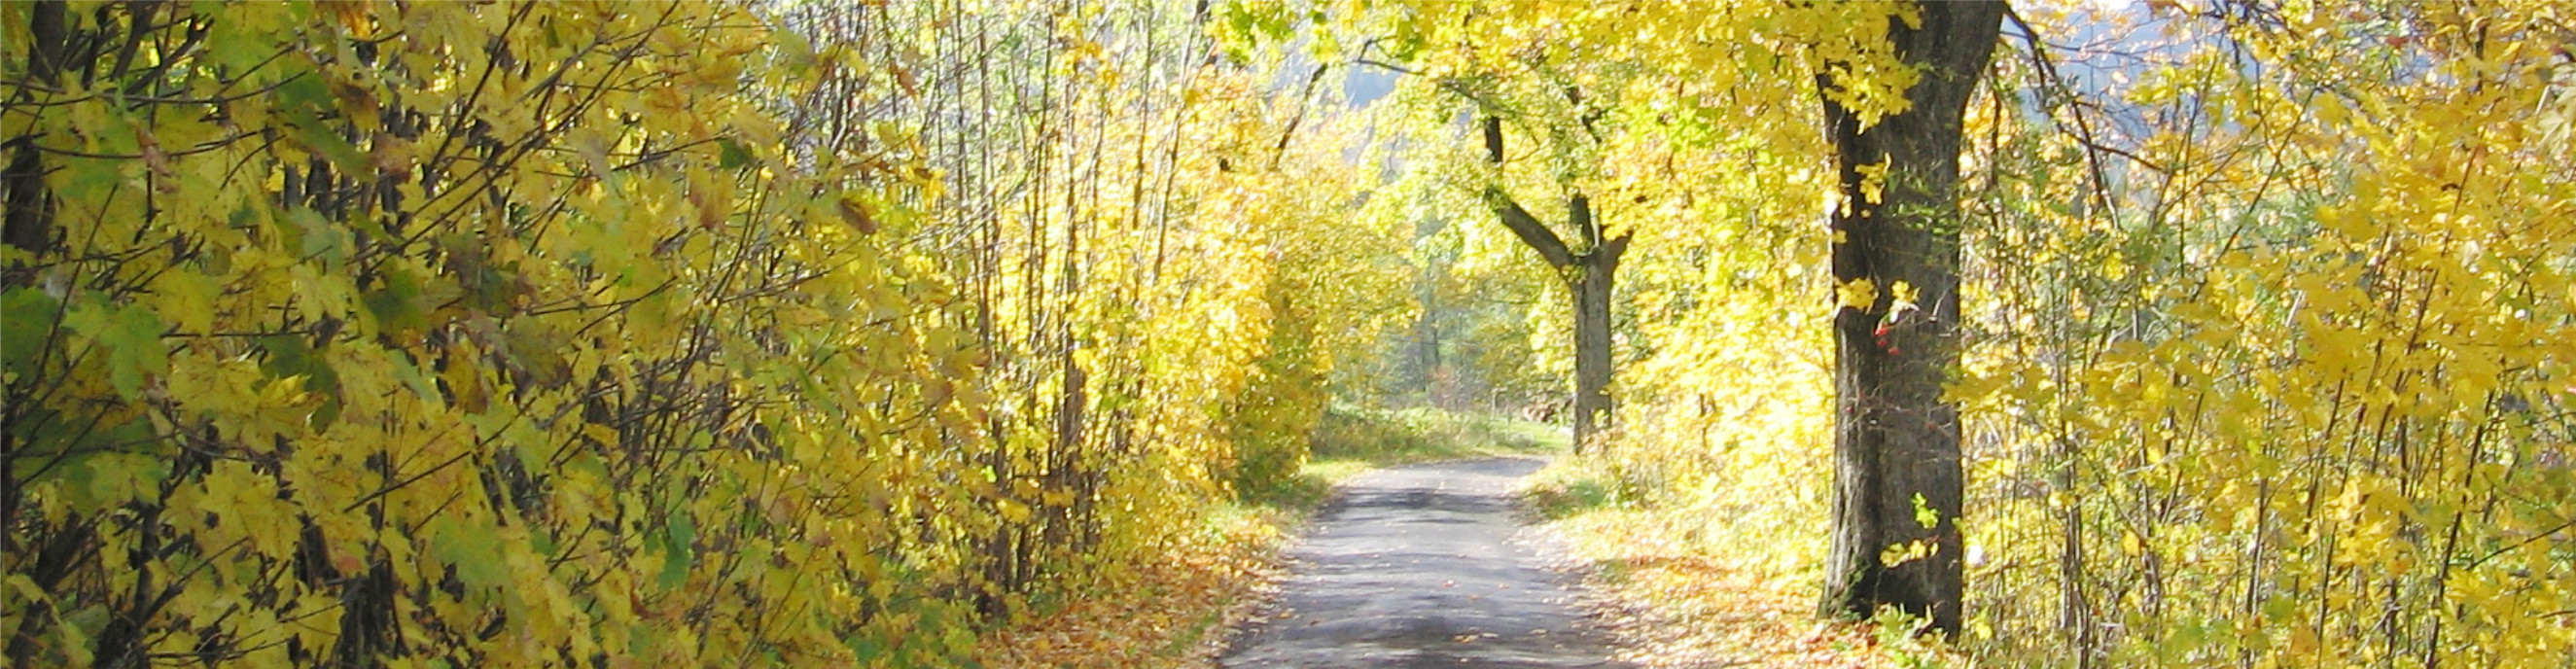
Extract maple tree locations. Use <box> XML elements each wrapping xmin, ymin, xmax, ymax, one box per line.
<box><xmin>1502</xmin><ymin>0</ymin><xmax>2576</xmax><ymax>665</ymax></box>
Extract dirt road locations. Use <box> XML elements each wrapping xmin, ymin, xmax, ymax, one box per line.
<box><xmin>1218</xmin><ymin>458</ymin><xmax>1632</xmax><ymax>669</ymax></box>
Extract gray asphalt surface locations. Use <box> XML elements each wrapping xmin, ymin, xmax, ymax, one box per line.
<box><xmin>1218</xmin><ymin>458</ymin><xmax>1633</xmax><ymax>669</ymax></box>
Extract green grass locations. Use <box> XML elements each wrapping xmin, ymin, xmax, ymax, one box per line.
<box><xmin>1514</xmin><ymin>454</ymin><xmax>1653</xmax><ymax>520</ymax></box>
<box><xmin>1234</xmin><ymin>404</ymin><xmax>1569</xmax><ymax>512</ymax></box>
<box><xmin>1308</xmin><ymin>404</ymin><xmax>1566</xmax><ymax>465</ymax></box>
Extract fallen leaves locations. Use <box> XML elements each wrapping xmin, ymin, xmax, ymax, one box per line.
<box><xmin>976</xmin><ymin>511</ymin><xmax>1293</xmax><ymax>669</ymax></box>
<box><xmin>1548</xmin><ymin>510</ymin><xmax>1963</xmax><ymax>669</ymax></box>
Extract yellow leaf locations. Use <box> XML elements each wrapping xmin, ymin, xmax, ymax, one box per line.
<box><xmin>1837</xmin><ymin>277</ymin><xmax>1877</xmax><ymax>310</ymax></box>
<box><xmin>1854</xmin><ymin>160</ymin><xmax>1888</xmax><ymax>204</ymax></box>
<box><xmin>150</xmin><ymin>266</ymin><xmax>219</xmax><ymax>334</ymax></box>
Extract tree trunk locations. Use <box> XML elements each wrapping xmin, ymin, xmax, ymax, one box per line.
<box><xmin>1818</xmin><ymin>0</ymin><xmax>2004</xmax><ymax>637</ymax></box>
<box><xmin>1570</xmin><ymin>240</ymin><xmax>1621</xmax><ymax>451</ymax></box>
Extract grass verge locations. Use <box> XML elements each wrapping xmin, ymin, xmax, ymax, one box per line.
<box><xmin>1307</xmin><ymin>404</ymin><xmax>1566</xmax><ymax>466</ymax></box>
<box><xmin>1236</xmin><ymin>404</ymin><xmax>1569</xmax><ymax>509</ymax></box>
<box><xmin>1521</xmin><ymin>460</ymin><xmax>1966</xmax><ymax>669</ymax></box>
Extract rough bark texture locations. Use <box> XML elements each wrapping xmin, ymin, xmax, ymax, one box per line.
<box><xmin>1480</xmin><ymin>117</ymin><xmax>1627</xmax><ymax>452</ymax></box>
<box><xmin>1569</xmin><ymin>231</ymin><xmax>1621</xmax><ymax>449</ymax></box>
<box><xmin>1819</xmin><ymin>0</ymin><xmax>2005</xmax><ymax>636</ymax></box>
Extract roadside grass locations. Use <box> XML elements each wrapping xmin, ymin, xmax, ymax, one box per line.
<box><xmin>1521</xmin><ymin>459</ymin><xmax>1966</xmax><ymax>669</ymax></box>
<box><xmin>1307</xmin><ymin>404</ymin><xmax>1567</xmax><ymax>468</ymax></box>
<box><xmin>1234</xmin><ymin>404</ymin><xmax>1569</xmax><ymax>511</ymax></box>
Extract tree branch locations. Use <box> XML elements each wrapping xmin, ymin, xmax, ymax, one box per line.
<box><xmin>1358</xmin><ymin>57</ymin><xmax>1500</xmax><ymax>111</ymax></box>
<box><xmin>1269</xmin><ymin>62</ymin><xmax>1331</xmax><ymax>169</ymax></box>
<box><xmin>1479</xmin><ymin>116</ymin><xmax>1574</xmax><ymax>267</ymax></box>
<box><xmin>1570</xmin><ymin>193</ymin><xmax>1600</xmax><ymax>248</ymax></box>
<box><xmin>2002</xmin><ymin>4</ymin><xmax>2164</xmax><ymax>222</ymax></box>
<box><xmin>1482</xmin><ymin>187</ymin><xmax>1575</xmax><ymax>267</ymax></box>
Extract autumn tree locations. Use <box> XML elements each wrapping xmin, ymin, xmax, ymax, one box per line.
<box><xmin>1818</xmin><ymin>0</ymin><xmax>2006</xmax><ymax>635</ymax></box>
<box><xmin>1334</xmin><ymin>4</ymin><xmax>1680</xmax><ymax>450</ymax></box>
<box><xmin>1356</xmin><ymin>62</ymin><xmax>1635</xmax><ymax>449</ymax></box>
<box><xmin>1474</xmin><ymin>111</ymin><xmax>1629</xmax><ymax>449</ymax></box>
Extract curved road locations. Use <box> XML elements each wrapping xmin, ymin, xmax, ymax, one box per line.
<box><xmin>1219</xmin><ymin>458</ymin><xmax>1633</xmax><ymax>669</ymax></box>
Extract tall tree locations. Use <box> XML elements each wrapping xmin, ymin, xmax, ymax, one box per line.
<box><xmin>1818</xmin><ymin>0</ymin><xmax>2006</xmax><ymax>635</ymax></box>
<box><xmin>1479</xmin><ymin>114</ymin><xmax>1628</xmax><ymax>451</ymax></box>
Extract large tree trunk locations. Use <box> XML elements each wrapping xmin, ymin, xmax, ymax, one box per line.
<box><xmin>1570</xmin><ymin>239</ymin><xmax>1622</xmax><ymax>450</ymax></box>
<box><xmin>1818</xmin><ymin>0</ymin><xmax>2004</xmax><ymax>636</ymax></box>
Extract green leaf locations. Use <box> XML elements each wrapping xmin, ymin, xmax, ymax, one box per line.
<box><xmin>428</xmin><ymin>516</ymin><xmax>509</xmax><ymax>591</ymax></box>
<box><xmin>76</xmin><ymin>448</ymin><xmax>172</xmax><ymax>510</ymax></box>
<box><xmin>847</xmin><ymin>636</ymin><xmax>883</xmax><ymax>663</ymax></box>
<box><xmin>276</xmin><ymin>77</ymin><xmax>368</xmax><ymax>173</ymax></box>
<box><xmin>64</xmin><ymin>297</ymin><xmax>169</xmax><ymax>399</ymax></box>
<box><xmin>57</xmin><ymin>604</ymin><xmax>106</xmax><ymax>665</ymax></box>
<box><xmin>255</xmin><ymin>333</ymin><xmax>342</xmax><ymax>425</ymax></box>
<box><xmin>361</xmin><ymin>266</ymin><xmax>428</xmax><ymax>334</ymax></box>
<box><xmin>1</xmin><ymin>289</ymin><xmax>62</xmax><ymax>379</ymax></box>
<box><xmin>717</xmin><ymin>138</ymin><xmax>757</xmax><ymax>169</ymax></box>
<box><xmin>274</xmin><ymin>74</ymin><xmax>334</xmax><ymax>118</ymax></box>
<box><xmin>288</xmin><ymin>207</ymin><xmax>353</xmax><ymax>267</ymax></box>
<box><xmin>658</xmin><ymin>511</ymin><xmax>696</xmax><ymax>589</ymax></box>
<box><xmin>51</xmin><ymin>159</ymin><xmax>128</xmax><ymax>222</ymax></box>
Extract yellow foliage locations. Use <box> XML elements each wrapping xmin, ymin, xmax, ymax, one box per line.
<box><xmin>14</xmin><ymin>1</ymin><xmax>2572</xmax><ymax>666</ymax></box>
<box><xmin>3</xmin><ymin>1</ymin><xmax>1382</xmax><ymax>666</ymax></box>
<box><xmin>1445</xmin><ymin>1</ymin><xmax>2576</xmax><ymax>666</ymax></box>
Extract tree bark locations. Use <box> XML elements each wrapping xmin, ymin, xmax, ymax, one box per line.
<box><xmin>1818</xmin><ymin>0</ymin><xmax>2005</xmax><ymax>637</ymax></box>
<box><xmin>1479</xmin><ymin>116</ymin><xmax>1626</xmax><ymax>452</ymax></box>
<box><xmin>1569</xmin><ymin>226</ymin><xmax>1623</xmax><ymax>450</ymax></box>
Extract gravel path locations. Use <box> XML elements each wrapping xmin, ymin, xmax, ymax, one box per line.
<box><xmin>1218</xmin><ymin>457</ymin><xmax>1633</xmax><ymax>669</ymax></box>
